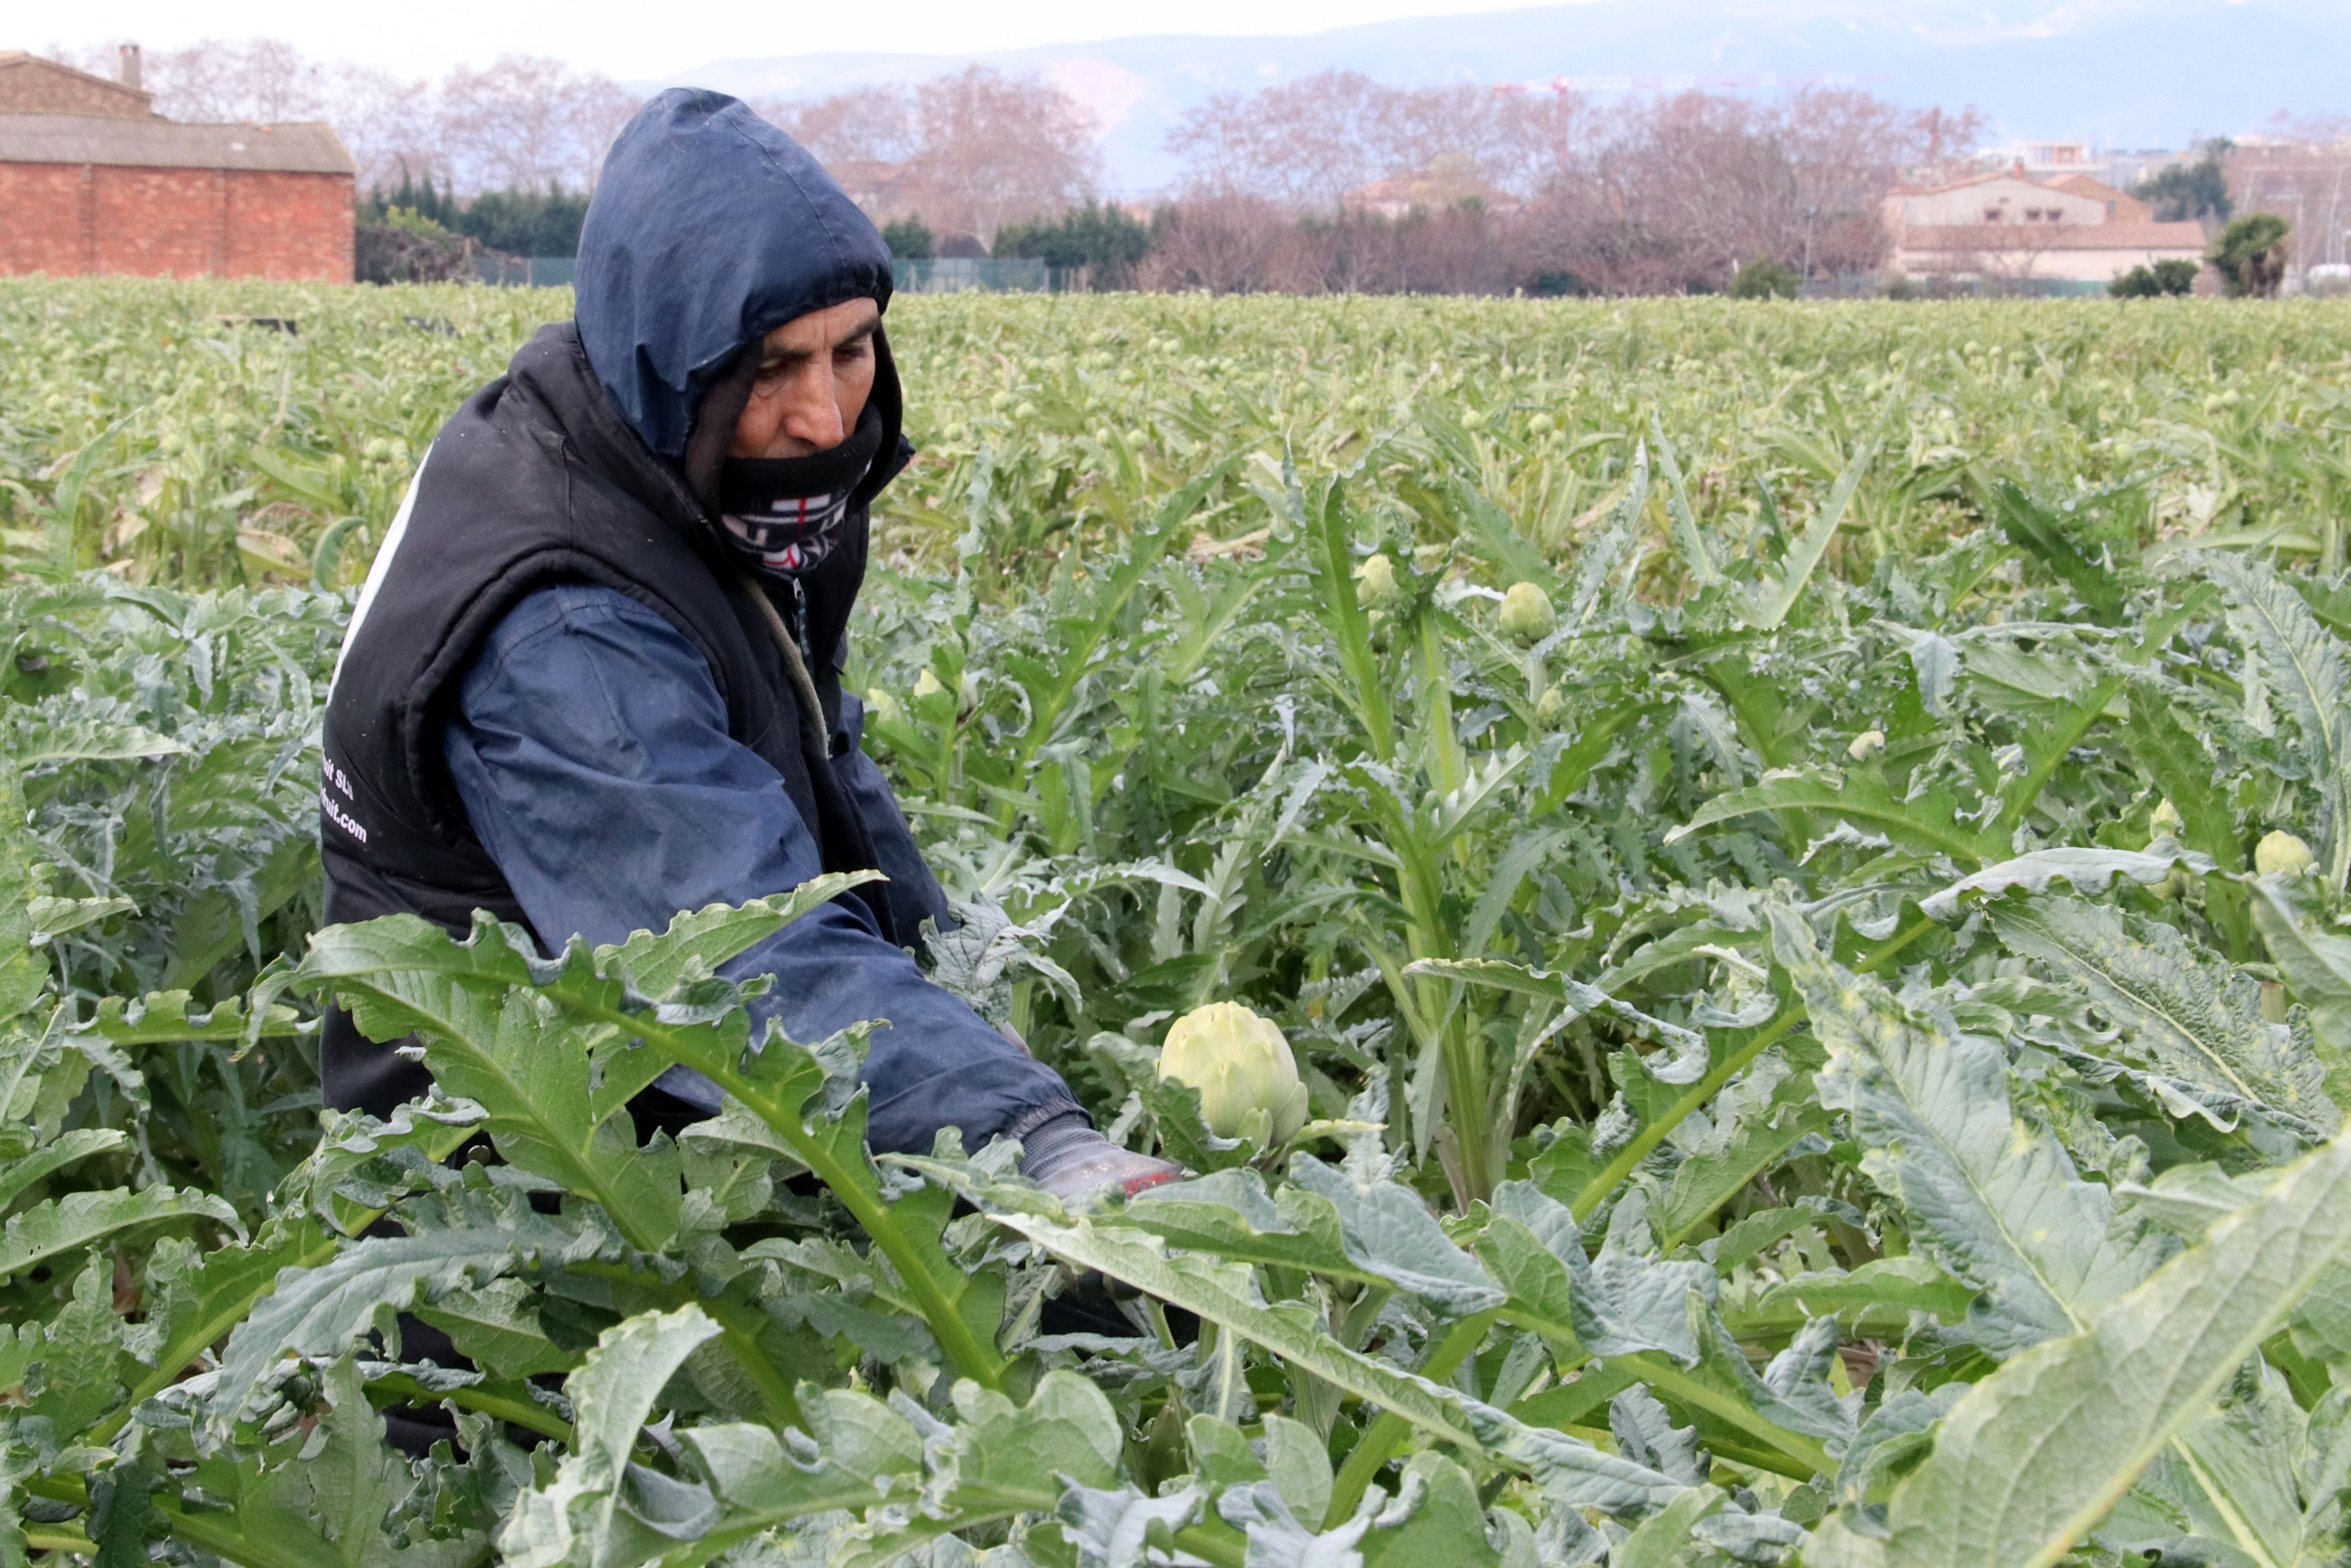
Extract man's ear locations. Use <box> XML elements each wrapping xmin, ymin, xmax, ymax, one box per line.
<box><xmin>682</xmin><ymin>343</ymin><xmax>762</xmax><ymax>514</ymax></box>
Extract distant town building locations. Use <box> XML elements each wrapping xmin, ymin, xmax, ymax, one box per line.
<box><xmin>0</xmin><ymin>47</ymin><xmax>355</xmax><ymax>281</ymax></box>
<box><xmin>1883</xmin><ymin>163</ymin><xmax>2207</xmax><ymax>289</ymax></box>
<box><xmin>1343</xmin><ymin>156</ymin><xmax>1524</xmax><ymax>221</ymax></box>
<box><xmin>1984</xmin><ymin>139</ymin><xmax>2111</xmax><ymax>181</ymax></box>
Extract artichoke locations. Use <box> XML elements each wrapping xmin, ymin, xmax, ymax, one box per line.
<box><xmin>1158</xmin><ymin>1002</ymin><xmax>1310</xmax><ymax>1145</ymax></box>
<box><xmin>1847</xmin><ymin>729</ymin><xmax>1886</xmax><ymax>762</ymax></box>
<box><xmin>1355</xmin><ymin>553</ymin><xmax>1399</xmax><ymax>607</ymax></box>
<box><xmin>1499</xmin><ymin>581</ymin><xmax>1556</xmax><ymax>643</ymax></box>
<box><xmin>2256</xmin><ymin>830</ymin><xmax>2316</xmax><ymax>877</ymax></box>
<box><xmin>2148</xmin><ymin>799</ymin><xmax>2184</xmax><ymax>841</ymax></box>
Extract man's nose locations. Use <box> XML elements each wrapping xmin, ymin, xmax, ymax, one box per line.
<box><xmin>784</xmin><ymin>364</ymin><xmax>845</xmax><ymax>449</ymax></box>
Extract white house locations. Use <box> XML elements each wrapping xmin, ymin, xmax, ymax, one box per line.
<box><xmin>1883</xmin><ymin>164</ymin><xmax>2207</xmax><ymax>287</ymax></box>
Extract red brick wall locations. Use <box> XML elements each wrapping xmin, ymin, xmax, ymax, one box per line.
<box><xmin>0</xmin><ymin>163</ymin><xmax>353</xmax><ymax>281</ymax></box>
<box><xmin>0</xmin><ymin>162</ymin><xmax>85</xmax><ymax>274</ymax></box>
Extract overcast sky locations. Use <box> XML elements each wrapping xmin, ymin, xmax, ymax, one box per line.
<box><xmin>51</xmin><ymin>0</ymin><xmax>1541</xmax><ymax>80</ymax></box>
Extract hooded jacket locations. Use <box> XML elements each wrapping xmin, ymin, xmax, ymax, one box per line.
<box><xmin>318</xmin><ymin>90</ymin><xmax>1075</xmax><ymax>1149</ymax></box>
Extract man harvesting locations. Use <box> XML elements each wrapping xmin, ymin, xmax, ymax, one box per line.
<box><xmin>319</xmin><ymin>90</ymin><xmax>1178</xmax><ymax>1205</ymax></box>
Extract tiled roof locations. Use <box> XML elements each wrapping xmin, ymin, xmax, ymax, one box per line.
<box><xmin>2045</xmin><ymin>173</ymin><xmax>2131</xmax><ymax>204</ymax></box>
<box><xmin>0</xmin><ymin>53</ymin><xmax>155</xmax><ymax>118</ymax></box>
<box><xmin>1897</xmin><ymin>221</ymin><xmax>2208</xmax><ymax>253</ymax></box>
<box><xmin>1887</xmin><ymin>167</ymin><xmax>2022</xmax><ymax>197</ymax></box>
<box><xmin>0</xmin><ymin>112</ymin><xmax>353</xmax><ymax>174</ymax></box>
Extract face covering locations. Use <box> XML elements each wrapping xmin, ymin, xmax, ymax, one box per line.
<box><xmin>715</xmin><ymin>406</ymin><xmax>884</xmax><ymax>576</ymax></box>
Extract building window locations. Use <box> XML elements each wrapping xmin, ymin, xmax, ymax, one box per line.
<box><xmin>1985</xmin><ymin>207</ymin><xmax>2003</xmax><ymax>222</ymax></box>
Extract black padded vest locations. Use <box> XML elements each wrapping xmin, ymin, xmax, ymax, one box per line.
<box><xmin>318</xmin><ymin>321</ymin><xmax>924</xmax><ymax>1117</ymax></box>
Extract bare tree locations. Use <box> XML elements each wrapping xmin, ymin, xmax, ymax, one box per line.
<box><xmin>896</xmin><ymin>67</ymin><xmax>1097</xmax><ymax>248</ymax></box>
<box><xmin>1167</xmin><ymin>71</ymin><xmax>1398</xmax><ymax>210</ymax></box>
<box><xmin>1166</xmin><ymin>72</ymin><xmax>1572</xmax><ymax>212</ymax></box>
<box><xmin>761</xmin><ymin>86</ymin><xmax>917</xmax><ymax>167</ymax></box>
<box><xmin>1384</xmin><ymin>83</ymin><xmax>1572</xmax><ymax>199</ymax></box>
<box><xmin>331</xmin><ymin>64</ymin><xmax>440</xmax><ymax>192</ymax></box>
<box><xmin>1513</xmin><ymin>88</ymin><xmax>1987</xmax><ymax>293</ymax></box>
<box><xmin>436</xmin><ymin>56</ymin><xmax>638</xmax><ymax>194</ymax></box>
<box><xmin>1140</xmin><ymin>194</ymin><xmax>1292</xmax><ymax>292</ymax></box>
<box><xmin>754</xmin><ymin>69</ymin><xmax>1095</xmax><ymax>247</ymax></box>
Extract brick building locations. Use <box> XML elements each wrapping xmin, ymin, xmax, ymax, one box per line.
<box><xmin>0</xmin><ymin>50</ymin><xmax>356</xmax><ymax>281</ymax></box>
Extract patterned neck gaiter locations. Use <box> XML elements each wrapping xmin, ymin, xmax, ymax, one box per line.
<box><xmin>714</xmin><ymin>407</ymin><xmax>883</xmax><ymax>576</ymax></box>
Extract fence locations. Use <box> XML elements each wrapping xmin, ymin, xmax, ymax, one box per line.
<box><xmin>475</xmin><ymin>255</ymin><xmax>577</xmax><ymax>288</ymax></box>
<box><xmin>464</xmin><ymin>255</ymin><xmax>1078</xmax><ymax>293</ymax></box>
<box><xmin>892</xmin><ymin>257</ymin><xmax>1084</xmax><ymax>294</ymax></box>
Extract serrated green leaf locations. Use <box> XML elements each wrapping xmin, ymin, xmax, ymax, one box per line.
<box><xmin>212</xmin><ymin>1183</ymin><xmax>603</xmax><ymax>1432</ymax></box>
<box><xmin>1747</xmin><ymin>419</ymin><xmax>1876</xmax><ymax>631</ymax></box>
<box><xmin>1920</xmin><ymin>847</ymin><xmax>2212</xmax><ymax>922</ymax></box>
<box><xmin>2196</xmin><ymin>552</ymin><xmax>2351</xmax><ymax>890</ymax></box>
<box><xmin>1993</xmin><ymin>894</ymin><xmax>2335</xmax><ymax>1138</ymax></box>
<box><xmin>1669</xmin><ymin>773</ymin><xmax>1989</xmax><ymax>864</ymax></box>
<box><xmin>2252</xmin><ymin>875</ymin><xmax>2351</xmax><ymax>1070</ymax></box>
<box><xmin>1287</xmin><ymin>1156</ymin><xmax>1502</xmax><ymax>1315</ymax></box>
<box><xmin>299</xmin><ymin>914</ymin><xmax>686</xmax><ymax>1252</ymax></box>
<box><xmin>1770</xmin><ymin>908</ymin><xmax>2167</xmax><ymax>1356</ymax></box>
<box><xmin>1057</xmin><ymin>1482</ymin><xmax>1205</xmax><ymax>1568</ymax></box>
<box><xmin>502</xmin><ymin>1304</ymin><xmax>721</xmax><ymax>1568</ymax></box>
<box><xmin>0</xmin><ymin>1183</ymin><xmax>239</xmax><ymax>1285</ymax></box>
<box><xmin>1358</xmin><ymin>1453</ymin><xmax>1503</xmax><ymax>1568</ymax></box>
<box><xmin>1869</xmin><ymin>1119</ymin><xmax>2351</xmax><ymax>1568</ymax></box>
<box><xmin>412</xmin><ymin>1279</ymin><xmax>578</xmax><ymax>1380</ymax></box>
<box><xmin>190</xmin><ymin>1354</ymin><xmax>489</xmax><ymax>1568</ymax></box>
<box><xmin>24</xmin><ymin>1257</ymin><xmax>125</xmax><ymax>1435</ymax></box>
<box><xmin>0</xmin><ymin>1126</ymin><xmax>126</xmax><ymax>1209</ymax></box>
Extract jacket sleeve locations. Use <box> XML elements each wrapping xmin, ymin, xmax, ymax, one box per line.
<box><xmin>439</xmin><ymin>582</ymin><xmax>1080</xmax><ymax>1152</ymax></box>
<box><xmin>830</xmin><ymin>690</ymin><xmax>957</xmax><ymax>944</ymax></box>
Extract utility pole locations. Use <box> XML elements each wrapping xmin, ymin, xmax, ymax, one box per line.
<box><xmin>1802</xmin><ymin>205</ymin><xmax>1818</xmax><ymax>296</ymax></box>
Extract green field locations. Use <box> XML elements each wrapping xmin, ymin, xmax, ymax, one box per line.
<box><xmin>7</xmin><ymin>280</ymin><xmax>2351</xmax><ymax>1568</ymax></box>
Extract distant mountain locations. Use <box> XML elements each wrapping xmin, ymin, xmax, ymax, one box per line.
<box><xmin>654</xmin><ymin>0</ymin><xmax>2348</xmax><ymax>196</ymax></box>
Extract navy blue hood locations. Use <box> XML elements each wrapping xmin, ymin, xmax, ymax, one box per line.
<box><xmin>576</xmin><ymin>89</ymin><xmax>898</xmax><ymax>464</ymax></box>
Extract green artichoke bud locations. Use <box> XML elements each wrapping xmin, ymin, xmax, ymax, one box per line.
<box><xmin>1535</xmin><ymin>685</ymin><xmax>1565</xmax><ymax>724</ymax></box>
<box><xmin>2148</xmin><ymin>799</ymin><xmax>2184</xmax><ymax>842</ymax></box>
<box><xmin>1158</xmin><ymin>1002</ymin><xmax>1309</xmax><ymax>1145</ymax></box>
<box><xmin>1355</xmin><ymin>553</ymin><xmax>1399</xmax><ymax>607</ymax></box>
<box><xmin>1499</xmin><ymin>581</ymin><xmax>1556</xmax><ymax>643</ymax></box>
<box><xmin>2256</xmin><ymin>830</ymin><xmax>2316</xmax><ymax>877</ymax></box>
<box><xmin>1847</xmin><ymin>729</ymin><xmax>1886</xmax><ymax>762</ymax></box>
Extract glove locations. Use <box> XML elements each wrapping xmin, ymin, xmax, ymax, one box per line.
<box><xmin>1018</xmin><ymin>1110</ymin><xmax>1185</xmax><ymax>1202</ymax></box>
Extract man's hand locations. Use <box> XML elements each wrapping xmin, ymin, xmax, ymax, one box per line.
<box><xmin>1018</xmin><ymin>1112</ymin><xmax>1185</xmax><ymax>1203</ymax></box>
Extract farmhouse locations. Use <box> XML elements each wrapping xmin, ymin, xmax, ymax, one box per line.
<box><xmin>1882</xmin><ymin>163</ymin><xmax>2207</xmax><ymax>289</ymax></box>
<box><xmin>0</xmin><ymin>48</ymin><xmax>355</xmax><ymax>281</ymax></box>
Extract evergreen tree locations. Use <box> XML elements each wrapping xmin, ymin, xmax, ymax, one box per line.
<box><xmin>2142</xmin><ymin>140</ymin><xmax>2234</xmax><ymax>224</ymax></box>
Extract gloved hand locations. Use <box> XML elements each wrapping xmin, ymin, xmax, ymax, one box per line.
<box><xmin>1018</xmin><ymin>1110</ymin><xmax>1185</xmax><ymax>1202</ymax></box>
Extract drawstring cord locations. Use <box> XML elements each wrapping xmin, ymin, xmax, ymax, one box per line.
<box><xmin>735</xmin><ymin>567</ymin><xmax>829</xmax><ymax>747</ymax></box>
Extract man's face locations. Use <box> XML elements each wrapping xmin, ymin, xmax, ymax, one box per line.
<box><xmin>729</xmin><ymin>297</ymin><xmax>881</xmax><ymax>459</ymax></box>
